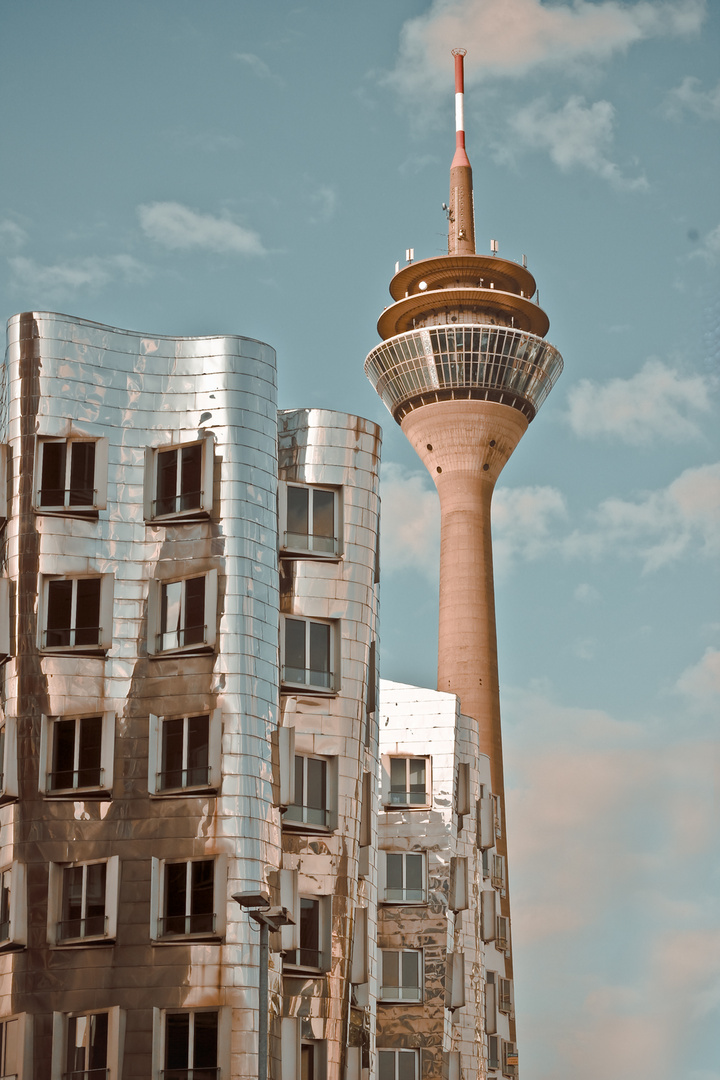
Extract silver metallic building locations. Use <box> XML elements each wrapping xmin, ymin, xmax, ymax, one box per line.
<box><xmin>0</xmin><ymin>312</ymin><xmax>381</xmax><ymax>1080</ymax></box>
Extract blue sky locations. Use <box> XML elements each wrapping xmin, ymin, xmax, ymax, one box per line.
<box><xmin>2</xmin><ymin>1</ymin><xmax>718</xmax><ymax>1076</ymax></box>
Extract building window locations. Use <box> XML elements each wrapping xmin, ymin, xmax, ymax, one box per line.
<box><xmin>502</xmin><ymin>1040</ymin><xmax>518</xmax><ymax>1077</ymax></box>
<box><xmin>48</xmin><ymin>858</ymin><xmax>119</xmax><ymax>945</ymax></box>
<box><xmin>280</xmin><ymin>482</ymin><xmax>341</xmax><ymax>557</ymax></box>
<box><xmin>491</xmin><ymin>854</ymin><xmax>505</xmax><ymax>891</ymax></box>
<box><xmin>40</xmin><ymin>713</ymin><xmax>115</xmax><ymax>797</ymax></box>
<box><xmin>0</xmin><ymin>863</ymin><xmax>27</xmax><ymax>951</ymax></box>
<box><xmin>487</xmin><ymin>1034</ymin><xmax>500</xmax><ymax>1070</ymax></box>
<box><xmin>0</xmin><ymin>1014</ymin><xmax>31</xmax><ymax>1079</ymax></box>
<box><xmin>144</xmin><ymin>436</ymin><xmax>214</xmax><ymax>521</ymax></box>
<box><xmin>383</xmin><ymin>852</ymin><xmax>426</xmax><ymax>903</ymax></box>
<box><xmin>151</xmin><ymin>857</ymin><xmax>226</xmax><ymax>941</ymax></box>
<box><xmin>284</xmin><ymin>754</ymin><xmax>335</xmax><ymax>830</ymax></box>
<box><xmin>40</xmin><ymin>575</ymin><xmax>113</xmax><ymax>653</ymax></box>
<box><xmin>148</xmin><ymin>570</ymin><xmax>217</xmax><ymax>656</ymax></box>
<box><xmin>496</xmin><ymin>915</ymin><xmax>509</xmax><ymax>950</ymax></box>
<box><xmin>378</xmin><ymin>1050</ymin><xmax>420</xmax><ymax>1080</ymax></box>
<box><xmin>485</xmin><ymin>972</ymin><xmax>497</xmax><ymax>1037</ymax></box>
<box><xmin>283</xmin><ymin>896</ymin><xmax>330</xmax><ymax>972</ymax></box>
<box><xmin>35</xmin><ymin>437</ymin><xmax>108</xmax><ymax>513</ymax></box>
<box><xmin>0</xmin><ymin>717</ymin><xmax>18</xmax><ymax>803</ymax></box>
<box><xmin>384</xmin><ymin>757</ymin><xmax>430</xmax><ymax>807</ymax></box>
<box><xmin>499</xmin><ymin>978</ymin><xmax>514</xmax><ymax>1016</ymax></box>
<box><xmin>163</xmin><ymin>1011</ymin><xmax>218</xmax><ymax>1080</ymax></box>
<box><xmin>281</xmin><ymin>616</ymin><xmax>337</xmax><ymax>692</ymax></box>
<box><xmin>51</xmin><ymin>1008</ymin><xmax>122</xmax><ymax>1080</ymax></box>
<box><xmin>380</xmin><ymin>949</ymin><xmax>423</xmax><ymax>1002</ymax></box>
<box><xmin>300</xmin><ymin>1042</ymin><xmax>327</xmax><ymax>1080</ymax></box>
<box><xmin>148</xmin><ymin>711</ymin><xmax>221</xmax><ymax>795</ymax></box>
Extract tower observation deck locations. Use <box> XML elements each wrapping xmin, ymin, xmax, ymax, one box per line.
<box><xmin>365</xmin><ymin>49</ymin><xmax>564</xmax><ymax>1070</ymax></box>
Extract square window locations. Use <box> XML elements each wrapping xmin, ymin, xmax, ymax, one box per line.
<box><xmin>147</xmin><ymin>570</ymin><xmax>217</xmax><ymax>656</ymax></box>
<box><xmin>151</xmin><ymin>856</ymin><xmax>226</xmax><ymax>942</ymax></box>
<box><xmin>40</xmin><ymin>713</ymin><xmax>115</xmax><ymax>797</ymax></box>
<box><xmin>383</xmin><ymin>852</ymin><xmax>426</xmax><ymax>904</ymax></box>
<box><xmin>383</xmin><ymin>757</ymin><xmax>430</xmax><ymax>808</ymax></box>
<box><xmin>35</xmin><ymin>437</ymin><xmax>108</xmax><ymax>514</ymax></box>
<box><xmin>378</xmin><ymin>1049</ymin><xmax>420</xmax><ymax>1080</ymax></box>
<box><xmin>0</xmin><ymin>862</ymin><xmax>27</xmax><ymax>951</ymax></box>
<box><xmin>51</xmin><ymin>1007</ymin><xmax>122</xmax><ymax>1080</ymax></box>
<box><xmin>144</xmin><ymin>437</ymin><xmax>214</xmax><ymax>522</ymax></box>
<box><xmin>47</xmin><ymin>857</ymin><xmax>119</xmax><ymax>946</ymax></box>
<box><xmin>280</xmin><ymin>483</ymin><xmax>342</xmax><ymax>558</ymax></box>
<box><xmin>281</xmin><ymin>616</ymin><xmax>338</xmax><ymax>693</ymax></box>
<box><xmin>380</xmin><ymin>949</ymin><xmax>423</xmax><ymax>1002</ymax></box>
<box><xmin>39</xmin><ymin>575</ymin><xmax>113</xmax><ymax>653</ymax></box>
<box><xmin>284</xmin><ymin>754</ymin><xmax>336</xmax><ymax>830</ymax></box>
<box><xmin>148</xmin><ymin>711</ymin><xmax>221</xmax><ymax>795</ymax></box>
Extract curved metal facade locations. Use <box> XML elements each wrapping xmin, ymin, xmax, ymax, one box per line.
<box><xmin>365</xmin><ymin>324</ymin><xmax>564</xmax><ymax>422</ymax></box>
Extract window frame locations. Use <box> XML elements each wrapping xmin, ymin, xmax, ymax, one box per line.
<box><xmin>0</xmin><ymin>861</ymin><xmax>27</xmax><ymax>951</ymax></box>
<box><xmin>496</xmin><ymin>915</ymin><xmax>509</xmax><ymax>951</ymax></box>
<box><xmin>38</xmin><ymin>574</ymin><xmax>114</xmax><ymax>654</ymax></box>
<box><xmin>150</xmin><ymin>855</ymin><xmax>227</xmax><ymax>943</ymax></box>
<box><xmin>0</xmin><ymin>1012</ymin><xmax>33</xmax><ymax>1080</ymax></box>
<box><xmin>147</xmin><ymin>569</ymin><xmax>218</xmax><ymax>657</ymax></box>
<box><xmin>381</xmin><ymin>755</ymin><xmax>431</xmax><ymax>809</ymax></box>
<box><xmin>491</xmin><ymin>853</ymin><xmax>506</xmax><ymax>892</ymax></box>
<box><xmin>487</xmin><ymin>1033</ymin><xmax>500</xmax><ymax>1070</ymax></box>
<box><xmin>144</xmin><ymin>434</ymin><xmax>214</xmax><ymax>523</ymax></box>
<box><xmin>377</xmin><ymin>1049</ymin><xmax>420</xmax><ymax>1080</ymax></box>
<box><xmin>379</xmin><ymin>948</ymin><xmax>424</xmax><ymax>1003</ymax></box>
<box><xmin>34</xmin><ymin>435</ymin><xmax>109</xmax><ymax>516</ymax></box>
<box><xmin>47</xmin><ymin>856</ymin><xmax>120</xmax><ymax>947</ymax></box>
<box><xmin>381</xmin><ymin>850</ymin><xmax>427</xmax><ymax>905</ymax></box>
<box><xmin>50</xmin><ymin>1006</ymin><xmax>123</xmax><ymax>1080</ymax></box>
<box><xmin>39</xmin><ymin>712</ymin><xmax>115</xmax><ymax>798</ymax></box>
<box><xmin>485</xmin><ymin>972</ymin><xmax>498</xmax><ymax>1037</ymax></box>
<box><xmin>151</xmin><ymin>1006</ymin><xmax>230</xmax><ymax>1080</ymax></box>
<box><xmin>148</xmin><ymin>709</ymin><xmax>221</xmax><ymax>796</ymax></box>
<box><xmin>0</xmin><ymin>715</ymin><xmax>18</xmax><ymax>803</ymax></box>
<box><xmin>280</xmin><ymin>882</ymin><xmax>332</xmax><ymax>974</ymax></box>
<box><xmin>279</xmin><ymin>481</ymin><xmax>343</xmax><ymax>559</ymax></box>
<box><xmin>283</xmin><ymin>751</ymin><xmax>337</xmax><ymax>832</ymax></box>
<box><xmin>498</xmin><ymin>977</ymin><xmax>514</xmax><ymax>1017</ymax></box>
<box><xmin>280</xmin><ymin>615</ymin><xmax>339</xmax><ymax>694</ymax></box>
<box><xmin>501</xmin><ymin>1040</ymin><xmax>518</xmax><ymax>1077</ymax></box>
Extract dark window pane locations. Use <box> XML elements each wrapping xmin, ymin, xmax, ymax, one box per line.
<box><xmin>77</xmin><ymin>716</ymin><xmax>103</xmax><ymax>786</ymax></box>
<box><xmin>306</xmin><ymin>758</ymin><xmax>326</xmax><ymax>813</ymax></box>
<box><xmin>52</xmin><ymin>718</ymin><xmax>77</xmax><ymax>787</ymax></box>
<box><xmin>75</xmin><ymin>578</ymin><xmax>101</xmax><ymax>645</ymax></box>
<box><xmin>309</xmin><ymin>622</ymin><xmax>330</xmax><ymax>687</ymax></box>
<box><xmin>180</xmin><ymin>444</ymin><xmax>203</xmax><ymax>511</ymax></box>
<box><xmin>165</xmin><ymin>1013</ymin><xmax>190</xmax><ymax>1069</ymax></box>
<box><xmin>405</xmin><ymin>854</ymin><xmax>423</xmax><ymax>894</ymax></box>
<box><xmin>398</xmin><ymin>1050</ymin><xmax>417</xmax><ymax>1080</ymax></box>
<box><xmin>299</xmin><ymin>897</ymin><xmax>320</xmax><ymax>963</ymax></box>
<box><xmin>85</xmin><ymin>863</ymin><xmax>106</xmax><ymax>920</ymax></box>
<box><xmin>88</xmin><ymin>1012</ymin><xmax>108</xmax><ymax>1070</ymax></box>
<box><xmin>186</xmin><ymin>715</ymin><xmax>210</xmax><ymax>785</ymax></box>
<box><xmin>386</xmin><ymin>854</ymin><xmax>403</xmax><ymax>892</ymax></box>
<box><xmin>193</xmin><ymin>1012</ymin><xmax>218</xmax><ymax>1068</ymax></box>
<box><xmin>378</xmin><ymin>1052</ymin><xmax>395</xmax><ymax>1080</ymax></box>
<box><xmin>46</xmin><ymin>579</ymin><xmax>73</xmax><ymax>646</ymax></box>
<box><xmin>165</xmin><ymin>863</ymin><xmax>187</xmax><ymax>932</ymax></box>
<box><xmin>156</xmin><ymin>449</ymin><xmax>178</xmax><ymax>516</ymax></box>
<box><xmin>284</xmin><ymin>619</ymin><xmax>306</xmax><ymax>682</ymax></box>
<box><xmin>294</xmin><ymin>755</ymin><xmax>304</xmax><ymax>804</ymax></box>
<box><xmin>183</xmin><ymin>577</ymin><xmax>205</xmax><ymax>645</ymax></box>
<box><xmin>390</xmin><ymin>758</ymin><xmax>406</xmax><ymax>792</ymax></box>
<box><xmin>402</xmin><ymin>951</ymin><xmax>419</xmax><ymax>987</ymax></box>
<box><xmin>286</xmin><ymin>486</ymin><xmax>309</xmax><ymax>545</ymax></box>
<box><xmin>383</xmin><ymin>951</ymin><xmax>399</xmax><ymax>987</ymax></box>
<box><xmin>190</xmin><ymin>860</ymin><xmax>215</xmax><ymax>931</ymax></box>
<box><xmin>69</xmin><ymin>442</ymin><xmax>95</xmax><ymax>506</ymax></box>
<box><xmin>40</xmin><ymin>441</ymin><xmax>66</xmax><ymax>506</ymax></box>
<box><xmin>301</xmin><ymin>1043</ymin><xmax>314</xmax><ymax>1080</ymax></box>
<box><xmin>161</xmin><ymin>718</ymin><xmax>185</xmax><ymax>788</ymax></box>
<box><xmin>312</xmin><ymin>489</ymin><xmax>335</xmax><ymax>542</ymax></box>
<box><xmin>62</xmin><ymin>866</ymin><xmax>84</xmax><ymax>927</ymax></box>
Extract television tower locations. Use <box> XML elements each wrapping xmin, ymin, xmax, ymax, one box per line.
<box><xmin>365</xmin><ymin>48</ymin><xmax>563</xmax><ymax>1056</ymax></box>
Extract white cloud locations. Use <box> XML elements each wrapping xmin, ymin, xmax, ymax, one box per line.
<box><xmin>388</xmin><ymin>0</ymin><xmax>706</xmax><ymax>100</ymax></box>
<box><xmin>492</xmin><ymin>484</ymin><xmax>567</xmax><ymax>574</ymax></box>
<box><xmin>379</xmin><ymin>462</ymin><xmax>439</xmax><ymax>579</ymax></box>
<box><xmin>509</xmin><ymin>95</ymin><xmax>648</xmax><ymax>190</ymax></box>
<box><xmin>8</xmin><ymin>253</ymin><xmax>149</xmax><ymax>296</ymax></box>
<box><xmin>689</xmin><ymin>221</ymin><xmax>720</xmax><ymax>264</ymax></box>
<box><xmin>675</xmin><ymin>647</ymin><xmax>720</xmax><ymax>711</ymax></box>
<box><xmin>564</xmin><ymin>462</ymin><xmax>720</xmax><ymax>570</ymax></box>
<box><xmin>665</xmin><ymin>75</ymin><xmax>720</xmax><ymax>120</ymax></box>
<box><xmin>566</xmin><ymin>359</ymin><xmax>713</xmax><ymax>443</ymax></box>
<box><xmin>137</xmin><ymin>201</ymin><xmax>266</xmax><ymax>255</ymax></box>
<box><xmin>0</xmin><ymin>219</ymin><xmax>27</xmax><ymax>250</ymax></box>
<box><xmin>233</xmin><ymin>52</ymin><xmax>283</xmax><ymax>85</ymax></box>
<box><xmin>307</xmin><ymin>184</ymin><xmax>338</xmax><ymax>224</ymax></box>
<box><xmin>574</xmin><ymin>582</ymin><xmax>601</xmax><ymax>603</ymax></box>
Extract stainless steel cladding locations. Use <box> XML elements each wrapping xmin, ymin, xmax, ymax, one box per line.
<box><xmin>277</xmin><ymin>409</ymin><xmax>381</xmax><ymax>1080</ymax></box>
<box><xmin>1</xmin><ymin>312</ymin><xmax>281</xmax><ymax>1077</ymax></box>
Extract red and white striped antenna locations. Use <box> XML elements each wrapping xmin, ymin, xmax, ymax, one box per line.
<box><xmin>448</xmin><ymin>48</ymin><xmax>476</xmax><ymax>255</ymax></box>
<box><xmin>451</xmin><ymin>47</ymin><xmax>471</xmax><ymax>169</ymax></box>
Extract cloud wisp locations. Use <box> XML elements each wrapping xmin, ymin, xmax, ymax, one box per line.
<box><xmin>664</xmin><ymin>75</ymin><xmax>720</xmax><ymax>120</ymax></box>
<box><xmin>566</xmin><ymin>359</ymin><xmax>714</xmax><ymax>443</ymax></box>
<box><xmin>8</xmin><ymin>253</ymin><xmax>149</xmax><ymax>298</ymax></box>
<box><xmin>138</xmin><ymin>201</ymin><xmax>266</xmax><ymax>256</ymax></box>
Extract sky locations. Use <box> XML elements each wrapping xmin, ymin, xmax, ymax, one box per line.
<box><xmin>1</xmin><ymin>1</ymin><xmax>718</xmax><ymax>1076</ymax></box>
